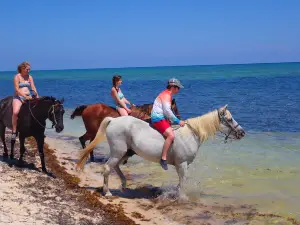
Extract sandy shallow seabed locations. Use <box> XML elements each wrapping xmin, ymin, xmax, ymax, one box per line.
<box><xmin>0</xmin><ymin>131</ymin><xmax>299</xmax><ymax>225</ymax></box>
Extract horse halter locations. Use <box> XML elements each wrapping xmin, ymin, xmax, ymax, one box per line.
<box><xmin>48</xmin><ymin>104</ymin><xmax>58</xmax><ymax>128</ymax></box>
<box><xmin>217</xmin><ymin>109</ymin><xmax>240</xmax><ymax>143</ymax></box>
<box><xmin>28</xmin><ymin>100</ymin><xmax>60</xmax><ymax>129</ymax></box>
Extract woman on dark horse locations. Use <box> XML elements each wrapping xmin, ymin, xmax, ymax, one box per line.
<box><xmin>0</xmin><ymin>95</ymin><xmax>65</xmax><ymax>174</ymax></box>
<box><xmin>12</xmin><ymin>62</ymin><xmax>39</xmax><ymax>141</ymax></box>
<box><xmin>0</xmin><ymin>62</ymin><xmax>65</xmax><ymax>174</ymax></box>
<box><xmin>111</xmin><ymin>74</ymin><xmax>134</xmax><ymax>116</ymax></box>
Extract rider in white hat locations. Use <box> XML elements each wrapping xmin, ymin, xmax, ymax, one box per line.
<box><xmin>150</xmin><ymin>78</ymin><xmax>185</xmax><ymax>170</ymax></box>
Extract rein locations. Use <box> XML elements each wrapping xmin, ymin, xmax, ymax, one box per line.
<box><xmin>184</xmin><ymin>121</ymin><xmax>199</xmax><ymax>138</ymax></box>
<box><xmin>172</xmin><ymin>121</ymin><xmax>199</xmax><ymax>139</ymax></box>
<box><xmin>173</xmin><ymin>109</ymin><xmax>240</xmax><ymax>143</ymax></box>
<box><xmin>28</xmin><ymin>100</ymin><xmax>58</xmax><ymax>129</ymax></box>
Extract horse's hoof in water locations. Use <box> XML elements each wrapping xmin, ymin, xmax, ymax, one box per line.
<box><xmin>178</xmin><ymin>194</ymin><xmax>189</xmax><ymax>202</ymax></box>
<box><xmin>3</xmin><ymin>153</ymin><xmax>8</xmax><ymax>158</ymax></box>
<box><xmin>10</xmin><ymin>155</ymin><xmax>14</xmax><ymax>160</ymax></box>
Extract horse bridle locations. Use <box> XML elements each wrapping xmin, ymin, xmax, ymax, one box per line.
<box><xmin>217</xmin><ymin>109</ymin><xmax>240</xmax><ymax>143</ymax></box>
<box><xmin>48</xmin><ymin>104</ymin><xmax>58</xmax><ymax>128</ymax></box>
<box><xmin>28</xmin><ymin>100</ymin><xmax>60</xmax><ymax>129</ymax></box>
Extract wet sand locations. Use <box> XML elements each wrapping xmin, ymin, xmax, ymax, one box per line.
<box><xmin>1</xmin><ymin>131</ymin><xmax>299</xmax><ymax>225</ymax></box>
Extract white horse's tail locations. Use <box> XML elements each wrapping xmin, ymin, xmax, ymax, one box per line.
<box><xmin>76</xmin><ymin>117</ymin><xmax>113</xmax><ymax>170</ymax></box>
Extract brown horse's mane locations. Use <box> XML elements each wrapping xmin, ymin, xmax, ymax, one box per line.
<box><xmin>135</xmin><ymin>103</ymin><xmax>153</xmax><ymax>115</ymax></box>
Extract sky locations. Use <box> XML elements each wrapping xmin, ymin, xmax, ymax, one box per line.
<box><xmin>0</xmin><ymin>0</ymin><xmax>299</xmax><ymax>71</ymax></box>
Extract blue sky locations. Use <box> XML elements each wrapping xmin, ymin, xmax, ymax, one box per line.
<box><xmin>0</xmin><ymin>0</ymin><xmax>299</xmax><ymax>71</ymax></box>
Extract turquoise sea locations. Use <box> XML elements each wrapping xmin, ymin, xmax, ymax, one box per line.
<box><xmin>1</xmin><ymin>62</ymin><xmax>300</xmax><ymax>221</ymax></box>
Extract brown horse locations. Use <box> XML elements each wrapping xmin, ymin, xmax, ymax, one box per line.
<box><xmin>70</xmin><ymin>99</ymin><xmax>181</xmax><ymax>162</ymax></box>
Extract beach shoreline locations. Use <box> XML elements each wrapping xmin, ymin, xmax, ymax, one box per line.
<box><xmin>1</xmin><ymin>131</ymin><xmax>299</xmax><ymax>225</ymax></box>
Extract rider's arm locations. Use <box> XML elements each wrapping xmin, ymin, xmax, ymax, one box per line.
<box><xmin>124</xmin><ymin>97</ymin><xmax>131</xmax><ymax>105</ymax></box>
<box><xmin>161</xmin><ymin>95</ymin><xmax>180</xmax><ymax>124</ymax></box>
<box><xmin>111</xmin><ymin>88</ymin><xmax>129</xmax><ymax>110</ymax></box>
<box><xmin>119</xmin><ymin>88</ymin><xmax>132</xmax><ymax>105</ymax></box>
<box><xmin>29</xmin><ymin>75</ymin><xmax>39</xmax><ymax>97</ymax></box>
<box><xmin>14</xmin><ymin>75</ymin><xmax>28</xmax><ymax>98</ymax></box>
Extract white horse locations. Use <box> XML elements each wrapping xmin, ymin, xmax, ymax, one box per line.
<box><xmin>77</xmin><ymin>105</ymin><xmax>245</xmax><ymax>199</ymax></box>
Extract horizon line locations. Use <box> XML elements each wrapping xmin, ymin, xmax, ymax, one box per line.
<box><xmin>1</xmin><ymin>61</ymin><xmax>299</xmax><ymax>73</ymax></box>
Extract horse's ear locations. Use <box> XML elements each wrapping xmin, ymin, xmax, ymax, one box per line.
<box><xmin>220</xmin><ymin>104</ymin><xmax>228</xmax><ymax>114</ymax></box>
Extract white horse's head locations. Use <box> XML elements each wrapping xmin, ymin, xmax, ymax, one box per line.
<box><xmin>218</xmin><ymin>104</ymin><xmax>245</xmax><ymax>140</ymax></box>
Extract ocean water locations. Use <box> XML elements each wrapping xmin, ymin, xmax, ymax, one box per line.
<box><xmin>1</xmin><ymin>62</ymin><xmax>300</xmax><ymax>220</ymax></box>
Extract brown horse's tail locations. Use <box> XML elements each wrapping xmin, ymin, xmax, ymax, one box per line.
<box><xmin>70</xmin><ymin>105</ymin><xmax>87</xmax><ymax>119</ymax></box>
<box><xmin>76</xmin><ymin>117</ymin><xmax>113</xmax><ymax>170</ymax></box>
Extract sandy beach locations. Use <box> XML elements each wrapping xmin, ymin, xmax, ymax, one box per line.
<box><xmin>1</xmin><ymin>131</ymin><xmax>299</xmax><ymax>225</ymax></box>
<box><xmin>0</xmin><ymin>132</ymin><xmax>134</xmax><ymax>225</ymax></box>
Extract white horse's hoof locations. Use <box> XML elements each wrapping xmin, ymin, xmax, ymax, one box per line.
<box><xmin>104</xmin><ymin>192</ymin><xmax>112</xmax><ymax>197</ymax></box>
<box><xmin>178</xmin><ymin>193</ymin><xmax>189</xmax><ymax>202</ymax></box>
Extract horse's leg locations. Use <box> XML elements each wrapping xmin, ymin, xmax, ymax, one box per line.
<box><xmin>114</xmin><ymin>158</ymin><xmax>127</xmax><ymax>192</ymax></box>
<box><xmin>34</xmin><ymin>135</ymin><xmax>47</xmax><ymax>173</ymax></box>
<box><xmin>10</xmin><ymin>137</ymin><xmax>16</xmax><ymax>160</ymax></box>
<box><xmin>103</xmin><ymin>157</ymin><xmax>121</xmax><ymax>197</ymax></box>
<box><xmin>79</xmin><ymin>132</ymin><xmax>88</xmax><ymax>149</ymax></box>
<box><xmin>78</xmin><ymin>132</ymin><xmax>95</xmax><ymax>162</ymax></box>
<box><xmin>18</xmin><ymin>135</ymin><xmax>26</xmax><ymax>164</ymax></box>
<box><xmin>89</xmin><ymin>138</ymin><xmax>95</xmax><ymax>162</ymax></box>
<box><xmin>122</xmin><ymin>149</ymin><xmax>136</xmax><ymax>165</ymax></box>
<box><xmin>122</xmin><ymin>156</ymin><xmax>129</xmax><ymax>165</ymax></box>
<box><xmin>0</xmin><ymin>123</ymin><xmax>8</xmax><ymax>158</ymax></box>
<box><xmin>176</xmin><ymin>161</ymin><xmax>188</xmax><ymax>200</ymax></box>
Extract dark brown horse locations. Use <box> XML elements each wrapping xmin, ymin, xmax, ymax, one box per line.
<box><xmin>0</xmin><ymin>96</ymin><xmax>65</xmax><ymax>174</ymax></box>
<box><xmin>70</xmin><ymin>99</ymin><xmax>181</xmax><ymax>162</ymax></box>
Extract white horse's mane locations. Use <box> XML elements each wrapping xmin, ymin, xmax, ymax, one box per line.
<box><xmin>183</xmin><ymin>110</ymin><xmax>220</xmax><ymax>143</ymax></box>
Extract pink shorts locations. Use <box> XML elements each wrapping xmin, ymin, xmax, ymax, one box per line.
<box><xmin>152</xmin><ymin>119</ymin><xmax>171</xmax><ymax>134</ymax></box>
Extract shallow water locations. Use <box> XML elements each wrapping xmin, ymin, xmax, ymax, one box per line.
<box><xmin>45</xmin><ymin>111</ymin><xmax>300</xmax><ymax>221</ymax></box>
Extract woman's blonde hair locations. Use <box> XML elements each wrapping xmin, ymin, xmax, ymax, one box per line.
<box><xmin>17</xmin><ymin>62</ymin><xmax>30</xmax><ymax>73</ymax></box>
